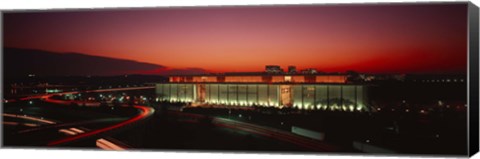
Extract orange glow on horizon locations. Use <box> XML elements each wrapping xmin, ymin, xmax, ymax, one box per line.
<box><xmin>4</xmin><ymin>4</ymin><xmax>468</xmax><ymax>74</ymax></box>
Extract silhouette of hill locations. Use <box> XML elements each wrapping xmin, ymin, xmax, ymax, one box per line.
<box><xmin>3</xmin><ymin>48</ymin><xmax>165</xmax><ymax>77</ymax></box>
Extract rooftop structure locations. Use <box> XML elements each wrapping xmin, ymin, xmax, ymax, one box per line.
<box><xmin>265</xmin><ymin>65</ymin><xmax>283</xmax><ymax>74</ymax></box>
<box><xmin>288</xmin><ymin>66</ymin><xmax>297</xmax><ymax>74</ymax></box>
<box><xmin>168</xmin><ymin>74</ymin><xmax>348</xmax><ymax>84</ymax></box>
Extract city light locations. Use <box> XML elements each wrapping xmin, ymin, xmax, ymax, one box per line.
<box><xmin>356</xmin><ymin>105</ymin><xmax>362</xmax><ymax>111</ymax></box>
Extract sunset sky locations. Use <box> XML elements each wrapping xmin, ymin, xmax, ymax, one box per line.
<box><xmin>3</xmin><ymin>3</ymin><xmax>468</xmax><ymax>74</ymax></box>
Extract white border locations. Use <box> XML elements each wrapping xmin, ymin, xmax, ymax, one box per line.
<box><xmin>0</xmin><ymin>0</ymin><xmax>473</xmax><ymax>10</ymax></box>
<box><xmin>0</xmin><ymin>0</ymin><xmax>479</xmax><ymax>159</ymax></box>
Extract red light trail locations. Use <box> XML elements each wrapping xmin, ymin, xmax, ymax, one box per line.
<box><xmin>47</xmin><ymin>105</ymin><xmax>154</xmax><ymax>146</ymax></box>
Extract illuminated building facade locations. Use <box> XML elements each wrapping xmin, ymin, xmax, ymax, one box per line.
<box><xmin>156</xmin><ymin>74</ymin><xmax>369</xmax><ymax>111</ymax></box>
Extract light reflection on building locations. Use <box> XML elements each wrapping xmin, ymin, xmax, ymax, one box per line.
<box><xmin>157</xmin><ymin>74</ymin><xmax>369</xmax><ymax>112</ymax></box>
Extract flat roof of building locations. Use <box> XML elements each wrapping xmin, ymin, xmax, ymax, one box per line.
<box><xmin>167</xmin><ymin>72</ymin><xmax>348</xmax><ymax>76</ymax></box>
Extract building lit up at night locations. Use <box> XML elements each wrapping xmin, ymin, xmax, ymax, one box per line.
<box><xmin>155</xmin><ymin>73</ymin><xmax>369</xmax><ymax>112</ymax></box>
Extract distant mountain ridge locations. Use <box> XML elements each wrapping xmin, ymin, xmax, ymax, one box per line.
<box><xmin>3</xmin><ymin>48</ymin><xmax>165</xmax><ymax>77</ymax></box>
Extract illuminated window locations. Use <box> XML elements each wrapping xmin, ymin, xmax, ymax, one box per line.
<box><xmin>285</xmin><ymin>76</ymin><xmax>292</xmax><ymax>82</ymax></box>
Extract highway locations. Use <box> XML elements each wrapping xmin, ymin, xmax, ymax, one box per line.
<box><xmin>47</xmin><ymin>105</ymin><xmax>153</xmax><ymax>146</ymax></box>
<box><xmin>5</xmin><ymin>86</ymin><xmax>336</xmax><ymax>152</ymax></box>
<box><xmin>4</xmin><ymin>86</ymin><xmax>155</xmax><ymax>149</ymax></box>
<box><xmin>168</xmin><ymin>111</ymin><xmax>337</xmax><ymax>152</ymax></box>
<box><xmin>213</xmin><ymin>118</ymin><xmax>337</xmax><ymax>152</ymax></box>
<box><xmin>58</xmin><ymin>127</ymin><xmax>128</xmax><ymax>150</ymax></box>
<box><xmin>17</xmin><ymin>86</ymin><xmax>155</xmax><ymax>101</ymax></box>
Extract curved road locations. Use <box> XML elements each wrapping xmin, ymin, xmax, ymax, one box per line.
<box><xmin>5</xmin><ymin>86</ymin><xmax>155</xmax><ymax>148</ymax></box>
<box><xmin>47</xmin><ymin>105</ymin><xmax>154</xmax><ymax>146</ymax></box>
<box><xmin>8</xmin><ymin>86</ymin><xmax>336</xmax><ymax>152</ymax></box>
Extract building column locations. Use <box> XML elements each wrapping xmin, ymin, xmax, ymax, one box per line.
<box><xmin>246</xmin><ymin>84</ymin><xmax>249</xmax><ymax>104</ymax></box>
<box><xmin>313</xmin><ymin>85</ymin><xmax>317</xmax><ymax>110</ymax></box>
<box><xmin>176</xmin><ymin>84</ymin><xmax>179</xmax><ymax>101</ymax></box>
<box><xmin>267</xmin><ymin>84</ymin><xmax>270</xmax><ymax>106</ymax></box>
<box><xmin>256</xmin><ymin>84</ymin><xmax>259</xmax><ymax>105</ymax></box>
<box><xmin>340</xmin><ymin>85</ymin><xmax>344</xmax><ymax>111</ymax></box>
<box><xmin>169</xmin><ymin>84</ymin><xmax>172</xmax><ymax>101</ymax></box>
<box><xmin>355</xmin><ymin>85</ymin><xmax>358</xmax><ymax>109</ymax></box>
<box><xmin>226</xmin><ymin>84</ymin><xmax>229</xmax><ymax>104</ymax></box>
<box><xmin>326</xmin><ymin>85</ymin><xmax>330</xmax><ymax>109</ymax></box>
<box><xmin>193</xmin><ymin>84</ymin><xmax>196</xmax><ymax>102</ymax></box>
<box><xmin>301</xmin><ymin>85</ymin><xmax>304</xmax><ymax>109</ymax></box>
<box><xmin>236</xmin><ymin>85</ymin><xmax>239</xmax><ymax>104</ymax></box>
